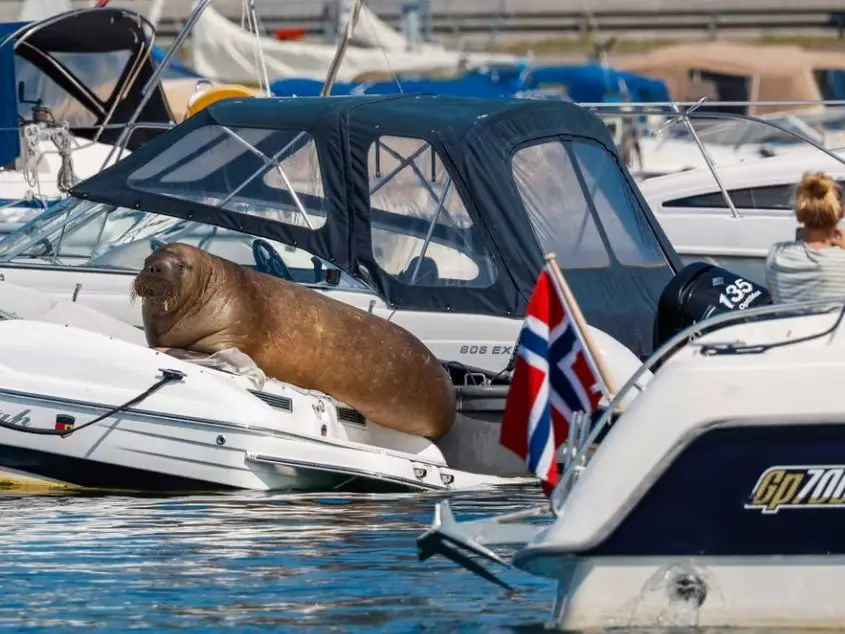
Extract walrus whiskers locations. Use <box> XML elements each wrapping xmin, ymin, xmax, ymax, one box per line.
<box><xmin>131</xmin><ymin>275</ymin><xmax>178</xmax><ymax>309</ymax></box>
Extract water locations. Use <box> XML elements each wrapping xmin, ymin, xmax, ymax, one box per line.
<box><xmin>0</xmin><ymin>485</ymin><xmax>556</xmax><ymax>632</ymax></box>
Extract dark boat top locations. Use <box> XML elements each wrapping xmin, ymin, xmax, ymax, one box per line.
<box><xmin>71</xmin><ymin>93</ymin><xmax>681</xmax><ymax>358</ymax></box>
<box><xmin>0</xmin><ymin>7</ymin><xmax>175</xmax><ymax>169</ymax></box>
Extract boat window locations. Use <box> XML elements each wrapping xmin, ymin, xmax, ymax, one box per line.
<box><xmin>696</xmin><ymin>118</ymin><xmax>822</xmax><ymax>147</ymax></box>
<box><xmin>127</xmin><ymin>125</ymin><xmax>331</xmax><ymax>230</ymax></box>
<box><xmin>86</xmin><ymin>216</ymin><xmax>367</xmax><ymax>290</ymax></box>
<box><xmin>49</xmin><ymin>50</ymin><xmax>134</xmax><ymax>104</ymax></box>
<box><xmin>0</xmin><ymin>198</ymin><xmax>148</xmax><ymax>262</ymax></box>
<box><xmin>0</xmin><ymin>197</ymin><xmax>367</xmax><ymax>290</ymax></box>
<box><xmin>511</xmin><ymin>140</ymin><xmax>610</xmax><ymax>268</ymax></box>
<box><xmin>15</xmin><ymin>56</ymin><xmax>97</xmax><ymax>127</ymax></box>
<box><xmin>663</xmin><ymin>183</ymin><xmax>815</xmax><ymax>210</ymax></box>
<box><xmin>571</xmin><ymin>140</ymin><xmax>667</xmax><ymax>267</ymax></box>
<box><xmin>367</xmin><ymin>135</ymin><xmax>498</xmax><ymax>288</ymax></box>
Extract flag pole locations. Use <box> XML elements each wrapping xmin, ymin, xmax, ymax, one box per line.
<box><xmin>543</xmin><ymin>253</ymin><xmax>619</xmax><ymax>400</ymax></box>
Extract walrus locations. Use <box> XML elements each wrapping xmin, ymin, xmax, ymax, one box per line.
<box><xmin>131</xmin><ymin>243</ymin><xmax>456</xmax><ymax>439</ymax></box>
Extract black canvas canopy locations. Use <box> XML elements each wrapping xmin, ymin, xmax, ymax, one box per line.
<box><xmin>71</xmin><ymin>94</ymin><xmax>682</xmax><ymax>358</ymax></box>
<box><xmin>0</xmin><ymin>6</ymin><xmax>174</xmax><ymax>167</ymax></box>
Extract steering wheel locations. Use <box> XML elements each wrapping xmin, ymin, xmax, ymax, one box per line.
<box><xmin>252</xmin><ymin>238</ymin><xmax>292</xmax><ymax>281</ymax></box>
<box><xmin>34</xmin><ymin>237</ymin><xmax>54</xmax><ymax>259</ymax></box>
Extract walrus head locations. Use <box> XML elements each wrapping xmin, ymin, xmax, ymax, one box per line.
<box><xmin>131</xmin><ymin>245</ymin><xmax>196</xmax><ymax>313</ymax></box>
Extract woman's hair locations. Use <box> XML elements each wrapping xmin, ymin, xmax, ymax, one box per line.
<box><xmin>794</xmin><ymin>171</ymin><xmax>843</xmax><ymax>229</ymax></box>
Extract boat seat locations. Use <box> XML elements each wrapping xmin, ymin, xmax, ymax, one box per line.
<box><xmin>399</xmin><ymin>255</ymin><xmax>439</xmax><ymax>285</ymax></box>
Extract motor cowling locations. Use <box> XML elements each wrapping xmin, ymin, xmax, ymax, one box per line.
<box><xmin>653</xmin><ymin>262</ymin><xmax>772</xmax><ymax>351</ymax></box>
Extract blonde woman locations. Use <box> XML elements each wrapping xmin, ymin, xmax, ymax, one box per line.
<box><xmin>765</xmin><ymin>171</ymin><xmax>845</xmax><ymax>304</ymax></box>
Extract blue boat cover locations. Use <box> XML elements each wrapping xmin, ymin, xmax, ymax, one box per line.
<box><xmin>150</xmin><ymin>44</ymin><xmax>203</xmax><ymax>80</ymax></box>
<box><xmin>269</xmin><ymin>62</ymin><xmax>671</xmax><ymax>104</ymax></box>
<box><xmin>0</xmin><ymin>21</ymin><xmax>28</xmax><ymax>167</ymax></box>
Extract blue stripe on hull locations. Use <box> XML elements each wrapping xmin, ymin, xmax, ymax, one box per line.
<box><xmin>584</xmin><ymin>424</ymin><xmax>845</xmax><ymax>557</ymax></box>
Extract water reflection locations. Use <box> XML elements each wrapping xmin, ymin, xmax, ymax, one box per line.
<box><xmin>0</xmin><ymin>486</ymin><xmax>555</xmax><ymax>631</ymax></box>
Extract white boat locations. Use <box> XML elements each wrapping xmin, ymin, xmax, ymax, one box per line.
<box><xmin>580</xmin><ymin>96</ymin><xmax>845</xmax><ymax>287</ymax></box>
<box><xmin>0</xmin><ymin>93</ymin><xmax>683</xmax><ymax>370</ymax></box>
<box><xmin>602</xmin><ymin>103</ymin><xmax>845</xmax><ymax>182</ymax></box>
<box><xmin>639</xmin><ymin>134</ymin><xmax>845</xmax><ymax>285</ymax></box>
<box><xmin>415</xmin><ymin>294</ymin><xmax>845</xmax><ymax>629</ymax></box>
<box><xmin>0</xmin><ymin>6</ymin><xmax>182</xmax><ymax>233</ymax></box>
<box><xmin>0</xmin><ymin>90</ymin><xmax>788</xmax><ymax>500</ymax></box>
<box><xmin>601</xmin><ymin>113</ymin><xmax>763</xmax><ymax>181</ymax></box>
<box><xmin>0</xmin><ymin>295</ymin><xmax>527</xmax><ymax>493</ymax></box>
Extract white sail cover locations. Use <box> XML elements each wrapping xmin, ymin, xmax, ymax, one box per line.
<box><xmin>18</xmin><ymin>0</ymin><xmax>72</xmax><ymax>20</ymax></box>
<box><xmin>190</xmin><ymin>1</ymin><xmax>516</xmax><ymax>85</ymax></box>
<box><xmin>342</xmin><ymin>1</ymin><xmax>409</xmax><ymax>51</ymax></box>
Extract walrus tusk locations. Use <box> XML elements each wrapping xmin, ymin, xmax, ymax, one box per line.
<box><xmin>134</xmin><ymin>243</ymin><xmax>457</xmax><ymax>439</ymax></box>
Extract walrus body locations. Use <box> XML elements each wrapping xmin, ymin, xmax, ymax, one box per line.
<box><xmin>132</xmin><ymin>243</ymin><xmax>456</xmax><ymax>438</ymax></box>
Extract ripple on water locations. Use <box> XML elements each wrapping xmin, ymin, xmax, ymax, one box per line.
<box><xmin>0</xmin><ymin>486</ymin><xmax>556</xmax><ymax>632</ymax></box>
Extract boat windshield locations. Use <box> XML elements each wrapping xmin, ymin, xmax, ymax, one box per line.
<box><xmin>691</xmin><ymin>108</ymin><xmax>845</xmax><ymax>149</ymax></box>
<box><xmin>511</xmin><ymin>136</ymin><xmax>670</xmax><ymax>270</ymax></box>
<box><xmin>0</xmin><ymin>195</ymin><xmax>370</xmax><ymax>291</ymax></box>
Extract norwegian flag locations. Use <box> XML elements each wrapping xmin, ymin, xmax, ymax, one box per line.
<box><xmin>500</xmin><ymin>261</ymin><xmax>604</xmax><ymax>497</ymax></box>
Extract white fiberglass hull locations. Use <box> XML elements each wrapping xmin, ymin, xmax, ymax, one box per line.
<box><xmin>0</xmin><ymin>318</ymin><xmax>526</xmax><ymax>494</ymax></box>
<box><xmin>415</xmin><ymin>306</ymin><xmax>845</xmax><ymax>630</ymax></box>
<box><xmin>0</xmin><ymin>394</ymin><xmax>512</xmax><ymax>493</ymax></box>
<box><xmin>512</xmin><ymin>309</ymin><xmax>845</xmax><ymax>630</ymax></box>
<box><xmin>535</xmin><ymin>556</ymin><xmax>845</xmax><ymax>630</ymax></box>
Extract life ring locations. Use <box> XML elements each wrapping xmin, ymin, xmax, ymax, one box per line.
<box><xmin>185</xmin><ymin>84</ymin><xmax>261</xmax><ymax>119</ymax></box>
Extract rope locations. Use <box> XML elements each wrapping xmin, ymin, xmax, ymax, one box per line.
<box><xmin>0</xmin><ymin>369</ymin><xmax>185</xmax><ymax>438</ymax></box>
<box><xmin>50</xmin><ymin>123</ymin><xmax>79</xmax><ymax>193</ymax></box>
<box><xmin>20</xmin><ymin>124</ymin><xmax>42</xmax><ymax>190</ymax></box>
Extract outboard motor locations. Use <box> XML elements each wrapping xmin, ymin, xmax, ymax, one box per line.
<box><xmin>653</xmin><ymin>262</ymin><xmax>772</xmax><ymax>351</ymax></box>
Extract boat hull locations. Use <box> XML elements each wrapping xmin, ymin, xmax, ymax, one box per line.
<box><xmin>537</xmin><ymin>555</ymin><xmax>845</xmax><ymax>630</ymax></box>
<box><xmin>508</xmin><ymin>310</ymin><xmax>845</xmax><ymax>630</ymax></box>
<box><xmin>0</xmin><ymin>319</ymin><xmax>528</xmax><ymax>494</ymax></box>
<box><xmin>0</xmin><ymin>392</ymin><xmax>517</xmax><ymax>494</ymax></box>
<box><xmin>0</xmin><ymin>402</ymin><xmax>342</xmax><ymax>493</ymax></box>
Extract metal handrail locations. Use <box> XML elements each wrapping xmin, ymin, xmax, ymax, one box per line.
<box><xmin>101</xmin><ymin>0</ymin><xmax>214</xmax><ymax>169</ymax></box>
<box><xmin>550</xmin><ymin>296</ymin><xmax>845</xmax><ymax>512</ymax></box>
<box><xmin>578</xmin><ymin>97</ymin><xmax>845</xmax><ymax>222</ymax></box>
<box><xmin>579</xmin><ymin>99</ymin><xmax>845</xmax><ymax>109</ymax></box>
